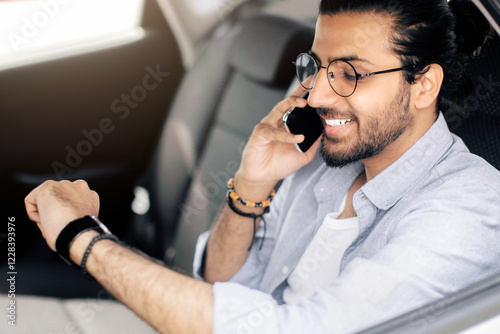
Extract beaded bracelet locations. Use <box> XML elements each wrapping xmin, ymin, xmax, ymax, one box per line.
<box><xmin>80</xmin><ymin>233</ymin><xmax>121</xmax><ymax>280</ymax></box>
<box><xmin>226</xmin><ymin>178</ymin><xmax>275</xmax><ymax>208</ymax></box>
<box><xmin>226</xmin><ymin>191</ymin><xmax>269</xmax><ymax>251</ymax></box>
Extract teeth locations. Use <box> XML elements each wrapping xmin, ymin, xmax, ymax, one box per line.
<box><xmin>325</xmin><ymin>119</ymin><xmax>352</xmax><ymax>127</ymax></box>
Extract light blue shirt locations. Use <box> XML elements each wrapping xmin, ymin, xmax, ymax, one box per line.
<box><xmin>193</xmin><ymin>113</ymin><xmax>500</xmax><ymax>333</ymax></box>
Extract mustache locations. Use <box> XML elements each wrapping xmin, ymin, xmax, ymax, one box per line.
<box><xmin>316</xmin><ymin>107</ymin><xmax>357</xmax><ymax>120</ymax></box>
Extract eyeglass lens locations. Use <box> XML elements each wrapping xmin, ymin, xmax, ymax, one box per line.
<box><xmin>295</xmin><ymin>53</ymin><xmax>358</xmax><ymax>97</ymax></box>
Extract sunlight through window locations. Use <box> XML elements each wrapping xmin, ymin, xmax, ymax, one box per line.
<box><xmin>0</xmin><ymin>0</ymin><xmax>145</xmax><ymax>69</ymax></box>
<box><xmin>185</xmin><ymin>0</ymin><xmax>244</xmax><ymax>17</ymax></box>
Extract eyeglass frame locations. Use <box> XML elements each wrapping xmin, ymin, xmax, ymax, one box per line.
<box><xmin>293</xmin><ymin>52</ymin><xmax>416</xmax><ymax>97</ymax></box>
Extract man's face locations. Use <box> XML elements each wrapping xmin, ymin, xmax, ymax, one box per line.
<box><xmin>308</xmin><ymin>13</ymin><xmax>415</xmax><ymax>168</ymax></box>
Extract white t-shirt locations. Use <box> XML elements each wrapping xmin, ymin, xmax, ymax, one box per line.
<box><xmin>283</xmin><ymin>194</ymin><xmax>360</xmax><ymax>304</ymax></box>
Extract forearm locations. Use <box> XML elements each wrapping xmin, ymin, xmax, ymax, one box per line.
<box><xmin>204</xmin><ymin>91</ymin><xmax>318</xmax><ymax>283</ymax></box>
<box><xmin>71</xmin><ymin>232</ymin><xmax>213</xmax><ymax>334</ymax></box>
<box><xmin>204</xmin><ymin>176</ymin><xmax>274</xmax><ymax>283</ymax></box>
<box><xmin>205</xmin><ymin>205</ymin><xmax>262</xmax><ymax>283</ymax></box>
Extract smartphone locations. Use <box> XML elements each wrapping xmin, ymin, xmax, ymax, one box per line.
<box><xmin>283</xmin><ymin>93</ymin><xmax>323</xmax><ymax>152</ymax></box>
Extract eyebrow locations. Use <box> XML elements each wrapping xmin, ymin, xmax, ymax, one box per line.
<box><xmin>308</xmin><ymin>50</ymin><xmax>375</xmax><ymax>66</ymax></box>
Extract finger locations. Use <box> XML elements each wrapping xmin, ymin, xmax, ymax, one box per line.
<box><xmin>25</xmin><ymin>202</ymin><xmax>41</xmax><ymax>223</ymax></box>
<box><xmin>253</xmin><ymin>123</ymin><xmax>305</xmax><ymax>145</ymax></box>
<box><xmin>262</xmin><ymin>87</ymin><xmax>310</xmax><ymax>126</ymax></box>
<box><xmin>74</xmin><ymin>179</ymin><xmax>89</xmax><ymax>189</ymax></box>
<box><xmin>25</xmin><ymin>187</ymin><xmax>41</xmax><ymax>223</ymax></box>
<box><xmin>24</xmin><ymin>180</ymin><xmax>58</xmax><ymax>223</ymax></box>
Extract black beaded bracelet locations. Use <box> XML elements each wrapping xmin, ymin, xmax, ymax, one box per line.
<box><xmin>226</xmin><ymin>191</ymin><xmax>269</xmax><ymax>251</ymax></box>
<box><xmin>80</xmin><ymin>233</ymin><xmax>121</xmax><ymax>280</ymax></box>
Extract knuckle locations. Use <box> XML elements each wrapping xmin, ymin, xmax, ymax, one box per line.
<box><xmin>277</xmin><ymin>98</ymin><xmax>293</xmax><ymax>111</ymax></box>
<box><xmin>74</xmin><ymin>179</ymin><xmax>89</xmax><ymax>188</ymax></box>
<box><xmin>254</xmin><ymin>123</ymin><xmax>263</xmax><ymax>130</ymax></box>
<box><xmin>38</xmin><ymin>180</ymin><xmax>58</xmax><ymax>193</ymax></box>
<box><xmin>42</xmin><ymin>180</ymin><xmax>56</xmax><ymax>187</ymax></box>
<box><xmin>253</xmin><ymin>123</ymin><xmax>267</xmax><ymax>133</ymax></box>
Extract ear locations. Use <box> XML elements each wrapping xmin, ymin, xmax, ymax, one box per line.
<box><xmin>411</xmin><ymin>64</ymin><xmax>444</xmax><ymax>110</ymax></box>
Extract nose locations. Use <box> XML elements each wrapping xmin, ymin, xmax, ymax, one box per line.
<box><xmin>307</xmin><ymin>67</ymin><xmax>344</xmax><ymax>109</ymax></box>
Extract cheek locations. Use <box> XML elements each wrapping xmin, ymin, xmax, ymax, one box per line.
<box><xmin>348</xmin><ymin>85</ymin><xmax>397</xmax><ymax>121</ymax></box>
<box><xmin>347</xmin><ymin>93</ymin><xmax>378</xmax><ymax>122</ymax></box>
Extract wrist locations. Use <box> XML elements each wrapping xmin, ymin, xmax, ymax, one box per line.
<box><xmin>225</xmin><ymin>190</ymin><xmax>270</xmax><ymax>251</ymax></box>
<box><xmin>233</xmin><ymin>173</ymin><xmax>276</xmax><ymax>204</ymax></box>
<box><xmin>55</xmin><ymin>215</ymin><xmax>115</xmax><ymax>267</ymax></box>
<box><xmin>69</xmin><ymin>230</ymin><xmax>100</xmax><ymax>266</ymax></box>
<box><xmin>55</xmin><ymin>215</ymin><xmax>108</xmax><ymax>266</ymax></box>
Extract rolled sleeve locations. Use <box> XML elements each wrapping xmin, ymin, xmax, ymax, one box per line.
<box><xmin>193</xmin><ymin>231</ymin><xmax>211</xmax><ymax>280</ymax></box>
<box><xmin>192</xmin><ymin>212</ymin><xmax>279</xmax><ymax>287</ymax></box>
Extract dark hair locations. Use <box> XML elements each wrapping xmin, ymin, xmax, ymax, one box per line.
<box><xmin>319</xmin><ymin>0</ymin><xmax>492</xmax><ymax>110</ymax></box>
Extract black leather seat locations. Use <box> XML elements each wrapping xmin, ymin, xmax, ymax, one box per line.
<box><xmin>145</xmin><ymin>13</ymin><xmax>315</xmax><ymax>271</ymax></box>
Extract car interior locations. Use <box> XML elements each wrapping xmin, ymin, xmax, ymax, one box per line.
<box><xmin>1</xmin><ymin>0</ymin><xmax>499</xmax><ymax>333</ymax></box>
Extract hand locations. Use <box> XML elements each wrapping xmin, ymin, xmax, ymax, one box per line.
<box><xmin>235</xmin><ymin>85</ymin><xmax>322</xmax><ymax>199</ymax></box>
<box><xmin>25</xmin><ymin>180</ymin><xmax>100</xmax><ymax>251</ymax></box>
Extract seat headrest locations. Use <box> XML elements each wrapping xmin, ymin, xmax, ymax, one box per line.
<box><xmin>230</xmin><ymin>14</ymin><xmax>315</xmax><ymax>86</ymax></box>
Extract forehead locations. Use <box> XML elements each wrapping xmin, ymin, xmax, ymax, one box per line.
<box><xmin>312</xmin><ymin>12</ymin><xmax>397</xmax><ymax>64</ymax></box>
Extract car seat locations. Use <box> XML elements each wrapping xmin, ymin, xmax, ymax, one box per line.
<box><xmin>145</xmin><ymin>13</ymin><xmax>315</xmax><ymax>272</ymax></box>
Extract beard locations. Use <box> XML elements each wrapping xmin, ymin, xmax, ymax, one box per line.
<box><xmin>320</xmin><ymin>83</ymin><xmax>413</xmax><ymax>168</ymax></box>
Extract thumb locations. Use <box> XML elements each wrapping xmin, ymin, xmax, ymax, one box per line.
<box><xmin>25</xmin><ymin>188</ymin><xmax>41</xmax><ymax>224</ymax></box>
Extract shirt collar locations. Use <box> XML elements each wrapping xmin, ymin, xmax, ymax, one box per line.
<box><xmin>361</xmin><ymin>112</ymin><xmax>454</xmax><ymax>210</ymax></box>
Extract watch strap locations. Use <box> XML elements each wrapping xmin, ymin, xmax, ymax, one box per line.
<box><xmin>55</xmin><ymin>216</ymin><xmax>104</xmax><ymax>266</ymax></box>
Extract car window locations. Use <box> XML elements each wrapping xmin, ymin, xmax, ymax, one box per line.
<box><xmin>184</xmin><ymin>0</ymin><xmax>244</xmax><ymax>16</ymax></box>
<box><xmin>0</xmin><ymin>0</ymin><xmax>144</xmax><ymax>70</ymax></box>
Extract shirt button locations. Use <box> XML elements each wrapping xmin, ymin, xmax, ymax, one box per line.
<box><xmin>282</xmin><ymin>266</ymin><xmax>290</xmax><ymax>275</ymax></box>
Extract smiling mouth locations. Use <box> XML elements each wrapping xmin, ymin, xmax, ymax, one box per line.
<box><xmin>324</xmin><ymin>119</ymin><xmax>353</xmax><ymax>127</ymax></box>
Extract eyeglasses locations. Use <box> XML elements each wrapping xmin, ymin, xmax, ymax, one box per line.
<box><xmin>294</xmin><ymin>53</ymin><xmax>415</xmax><ymax>97</ymax></box>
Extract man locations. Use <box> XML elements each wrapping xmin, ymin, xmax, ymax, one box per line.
<box><xmin>25</xmin><ymin>0</ymin><xmax>500</xmax><ymax>333</ymax></box>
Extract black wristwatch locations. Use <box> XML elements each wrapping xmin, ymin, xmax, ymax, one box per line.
<box><xmin>55</xmin><ymin>215</ymin><xmax>111</xmax><ymax>266</ymax></box>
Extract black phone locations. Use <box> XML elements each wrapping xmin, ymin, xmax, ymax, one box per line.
<box><xmin>283</xmin><ymin>93</ymin><xmax>323</xmax><ymax>152</ymax></box>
